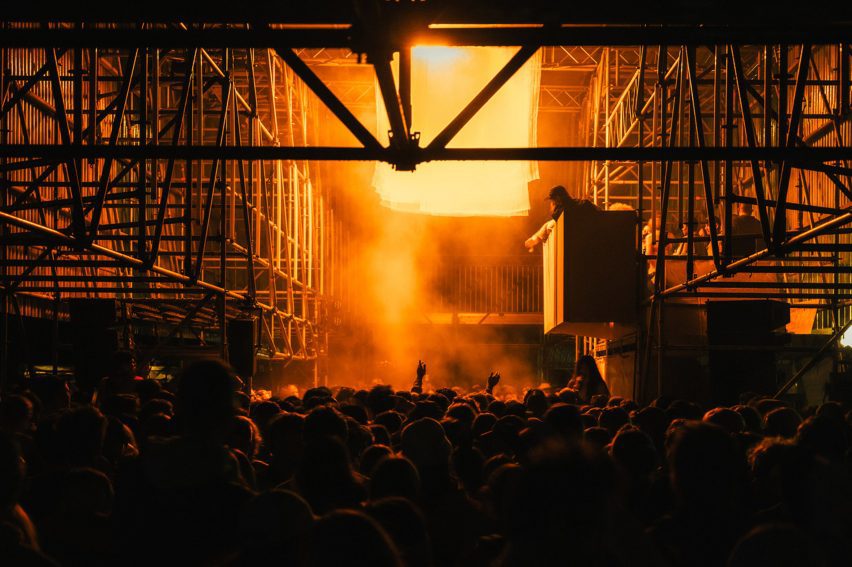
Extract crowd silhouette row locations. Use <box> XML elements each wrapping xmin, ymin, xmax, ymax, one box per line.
<box><xmin>1</xmin><ymin>353</ymin><xmax>850</xmax><ymax>566</ymax></box>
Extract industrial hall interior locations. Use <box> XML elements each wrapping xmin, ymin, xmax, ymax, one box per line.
<box><xmin>0</xmin><ymin>2</ymin><xmax>851</xmax><ymax>567</ymax></box>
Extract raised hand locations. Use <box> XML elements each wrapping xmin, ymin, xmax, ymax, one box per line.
<box><xmin>412</xmin><ymin>360</ymin><xmax>426</xmax><ymax>393</ymax></box>
<box><xmin>486</xmin><ymin>371</ymin><xmax>501</xmax><ymax>394</ymax></box>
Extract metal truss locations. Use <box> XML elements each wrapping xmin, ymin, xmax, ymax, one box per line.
<box><xmin>0</xmin><ymin>45</ymin><xmax>339</xmax><ymax>374</ymax></box>
<box><xmin>578</xmin><ymin>43</ymin><xmax>852</xmax><ymax>398</ymax></box>
<box><xmin>2</xmin><ymin>9</ymin><xmax>852</xmax><ymax>395</ymax></box>
<box><xmin>578</xmin><ymin>44</ymin><xmax>852</xmax><ymax>302</ymax></box>
<box><xmin>294</xmin><ymin>46</ymin><xmax>601</xmax><ymax>114</ymax></box>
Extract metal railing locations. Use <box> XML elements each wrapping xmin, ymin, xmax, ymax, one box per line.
<box><xmin>428</xmin><ymin>258</ymin><xmax>543</xmax><ymax>314</ymax></box>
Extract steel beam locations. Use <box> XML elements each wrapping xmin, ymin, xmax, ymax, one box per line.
<box><xmin>427</xmin><ymin>45</ymin><xmax>539</xmax><ymax>151</ymax></box>
<box><xmin>274</xmin><ymin>47</ymin><xmax>382</xmax><ymax>150</ymax></box>
<box><xmin>373</xmin><ymin>53</ymin><xmax>411</xmax><ymax>153</ymax></box>
<box><xmin>3</xmin><ymin>26</ymin><xmax>852</xmax><ymax>48</ymax></box>
<box><xmin>4</xmin><ymin>144</ymin><xmax>852</xmax><ymax>163</ymax></box>
<box><xmin>0</xmin><ymin>208</ymin><xmax>307</xmax><ymax>321</ymax></box>
<box><xmin>658</xmin><ymin>203</ymin><xmax>852</xmax><ymax>297</ymax></box>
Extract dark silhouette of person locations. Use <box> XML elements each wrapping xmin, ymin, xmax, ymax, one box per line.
<box><xmin>650</xmin><ymin>422</ymin><xmax>750</xmax><ymax>567</ymax></box>
<box><xmin>567</xmin><ymin>355</ymin><xmax>611</xmax><ymax>404</ymax></box>
<box><xmin>4</xmin><ymin>352</ymin><xmax>849</xmax><ymax>567</ymax></box>
<box><xmin>306</xmin><ymin>509</ymin><xmax>403</xmax><ymax>567</ymax></box>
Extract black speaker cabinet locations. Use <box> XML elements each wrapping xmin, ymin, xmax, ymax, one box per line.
<box><xmin>227</xmin><ymin>318</ymin><xmax>257</xmax><ymax>379</ymax></box>
<box><xmin>707</xmin><ymin>300</ymin><xmax>790</xmax><ymax>405</ymax></box>
<box><xmin>70</xmin><ymin>299</ymin><xmax>118</xmax><ymax>393</ymax></box>
<box><xmin>707</xmin><ymin>300</ymin><xmax>790</xmax><ymax>340</ymax></box>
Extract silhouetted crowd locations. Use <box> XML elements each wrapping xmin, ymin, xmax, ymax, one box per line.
<box><xmin>1</xmin><ymin>355</ymin><xmax>851</xmax><ymax>566</ymax></box>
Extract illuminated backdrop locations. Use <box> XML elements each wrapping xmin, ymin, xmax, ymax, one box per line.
<box><xmin>373</xmin><ymin>46</ymin><xmax>541</xmax><ymax>217</ymax></box>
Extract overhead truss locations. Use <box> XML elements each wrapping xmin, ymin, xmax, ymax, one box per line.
<box><xmin>1</xmin><ymin>8</ymin><xmax>852</xmax><ymax>394</ymax></box>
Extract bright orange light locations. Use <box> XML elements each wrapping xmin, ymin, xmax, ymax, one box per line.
<box><xmin>373</xmin><ymin>46</ymin><xmax>541</xmax><ymax>216</ymax></box>
<box><xmin>411</xmin><ymin>45</ymin><xmax>468</xmax><ymax>65</ymax></box>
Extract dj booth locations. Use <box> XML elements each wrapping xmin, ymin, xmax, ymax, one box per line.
<box><xmin>542</xmin><ymin>205</ymin><xmax>802</xmax><ymax>404</ymax></box>
<box><xmin>542</xmin><ymin>205</ymin><xmax>638</xmax><ymax>339</ymax></box>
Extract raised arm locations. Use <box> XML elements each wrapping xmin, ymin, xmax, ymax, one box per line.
<box><xmin>486</xmin><ymin>371</ymin><xmax>501</xmax><ymax>395</ymax></box>
<box><xmin>525</xmin><ymin>220</ymin><xmax>555</xmax><ymax>252</ymax></box>
<box><xmin>412</xmin><ymin>360</ymin><xmax>426</xmax><ymax>394</ymax></box>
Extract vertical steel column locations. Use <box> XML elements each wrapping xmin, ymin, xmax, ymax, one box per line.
<box><xmin>654</xmin><ymin>51</ymin><xmax>683</xmax><ymax>294</ymax></box>
<box><xmin>763</xmin><ymin>46</ymin><xmax>772</xmax><ymax>170</ymax></box>
<box><xmin>152</xmin><ymin>46</ymin><xmax>159</xmax><ymax>258</ymax></box>
<box><xmin>263</xmin><ymin>50</ymin><xmax>282</xmax><ymax>353</ymax></box>
<box><xmin>604</xmin><ymin>47</ymin><xmax>610</xmax><ymax>209</ymax></box>
<box><xmin>194</xmin><ymin>73</ymin><xmax>231</xmax><ymax>279</ymax></box>
<box><xmin>220</xmin><ymin>50</ymin><xmax>231</xmax><ymax>362</ymax></box>
<box><xmin>233</xmin><ymin>50</ymin><xmax>256</xmax><ymax>299</ymax></box>
<box><xmin>686</xmin><ymin>47</ymin><xmax>722</xmax><ymax>268</ymax></box>
<box><xmin>655</xmin><ymin>51</ymin><xmax>685</xmax><ymax>396</ymax></box>
<box><xmin>724</xmin><ymin>49</ymin><xmax>734</xmax><ymax>264</ymax></box>
<box><xmin>52</xmin><ymin>293</ymin><xmax>60</xmax><ymax>376</ymax></box>
<box><xmin>151</xmin><ymin>50</ymin><xmax>195</xmax><ymax>261</ymax></box>
<box><xmin>138</xmin><ymin>46</ymin><xmax>149</xmax><ymax>259</ymax></box>
<box><xmin>643</xmin><ymin>45</ymin><xmax>668</xmax><ymax>400</ymax></box>
<box><xmin>634</xmin><ymin>45</ymin><xmax>647</xmax><ymax>402</ymax></box>
<box><xmin>731</xmin><ymin>46</ymin><xmax>773</xmax><ymax>248</ymax></box>
<box><xmin>591</xmin><ymin>58</ymin><xmax>601</xmax><ymax>202</ymax></box>
<box><xmin>774</xmin><ymin>45</ymin><xmax>811</xmax><ymax>246</ymax></box>
<box><xmin>835</xmin><ymin>153</ymin><xmax>841</xmax><ymax>331</ymax></box>
<box><xmin>778</xmin><ymin>45</ymin><xmax>788</xmax><ymax>147</ymax></box>
<box><xmin>248</xmin><ymin>55</ymin><xmax>260</xmax><ymax>271</ymax></box>
<box><xmin>637</xmin><ymin>46</ymin><xmax>647</xmax><ymax>226</ymax></box>
<box><xmin>713</xmin><ymin>46</ymin><xmax>721</xmax><ymax>202</ymax></box>
<box><xmin>686</xmin><ymin>55</ymin><xmax>696</xmax><ymax>282</ymax></box>
<box><xmin>840</xmin><ymin>43</ymin><xmax>850</xmax><ymax>114</ymax></box>
<box><xmin>677</xmin><ymin>49</ymin><xmax>686</xmax><ymax>226</ymax></box>
<box><xmin>195</xmin><ymin>49</ymin><xmax>204</xmax><ymax>252</ymax></box>
<box><xmin>89</xmin><ymin>48</ymin><xmax>97</xmax><ymax>147</ymax></box>
<box><xmin>184</xmin><ymin>48</ymin><xmax>194</xmax><ymax>276</ymax></box>
<box><xmin>0</xmin><ymin>44</ymin><xmax>8</xmax><ymax>391</ymax></box>
<box><xmin>73</xmin><ymin>43</ymin><xmax>83</xmax><ymax>186</ymax></box>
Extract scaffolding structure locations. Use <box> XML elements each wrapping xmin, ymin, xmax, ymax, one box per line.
<box><xmin>578</xmin><ymin>44</ymin><xmax>852</xmax><ymax>398</ymax></box>
<box><xmin>0</xmin><ymin>39</ymin><xmax>342</xmax><ymax>385</ymax></box>
<box><xmin>2</xmin><ymin>4</ymin><xmax>852</xmax><ymax>398</ymax></box>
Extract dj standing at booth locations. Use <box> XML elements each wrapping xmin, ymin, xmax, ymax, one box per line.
<box><xmin>525</xmin><ymin>185</ymin><xmax>573</xmax><ymax>252</ymax></box>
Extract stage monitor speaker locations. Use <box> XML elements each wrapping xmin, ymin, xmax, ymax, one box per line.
<box><xmin>227</xmin><ymin>318</ymin><xmax>256</xmax><ymax>380</ymax></box>
<box><xmin>707</xmin><ymin>300</ymin><xmax>790</xmax><ymax>405</ymax></box>
<box><xmin>707</xmin><ymin>300</ymin><xmax>790</xmax><ymax>341</ymax></box>
<box><xmin>70</xmin><ymin>299</ymin><xmax>118</xmax><ymax>393</ymax></box>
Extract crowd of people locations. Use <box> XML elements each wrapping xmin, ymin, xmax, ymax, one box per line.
<box><xmin>1</xmin><ymin>353</ymin><xmax>850</xmax><ymax>566</ymax></box>
<box><xmin>643</xmin><ymin>202</ymin><xmax>763</xmax><ymax>260</ymax></box>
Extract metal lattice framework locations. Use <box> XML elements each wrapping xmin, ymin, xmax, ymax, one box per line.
<box><xmin>0</xmin><ymin>40</ymin><xmax>341</xmax><ymax>379</ymax></box>
<box><xmin>2</xmin><ymin>3</ymin><xmax>852</xmax><ymax>395</ymax></box>
<box><xmin>578</xmin><ymin>43</ymin><xmax>852</xmax><ymax>398</ymax></box>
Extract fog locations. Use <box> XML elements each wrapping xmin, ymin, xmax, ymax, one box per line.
<box><xmin>302</xmin><ymin>54</ymin><xmax>580</xmax><ymax>395</ymax></box>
